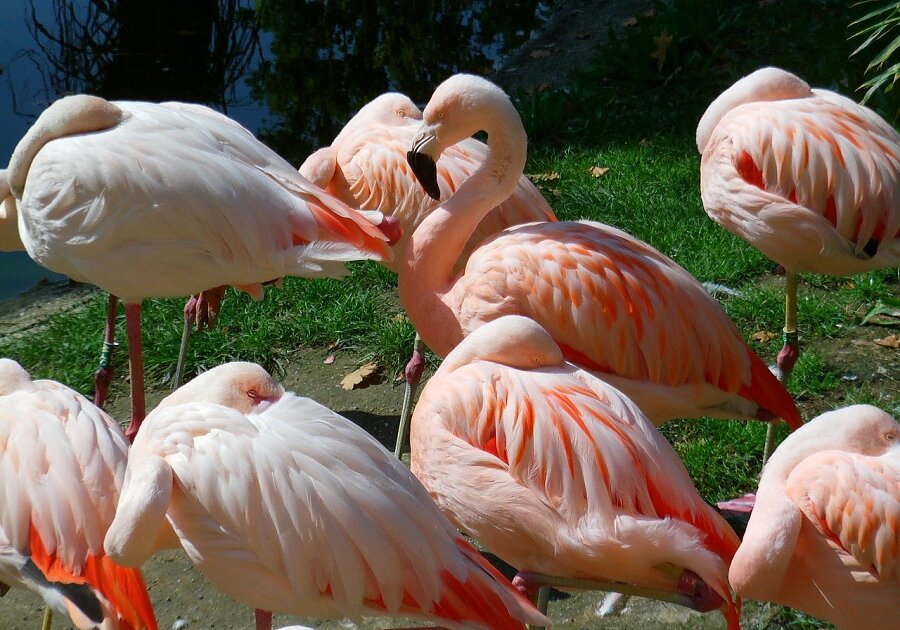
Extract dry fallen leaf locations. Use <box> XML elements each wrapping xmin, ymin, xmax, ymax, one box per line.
<box><xmin>589</xmin><ymin>166</ymin><xmax>610</xmax><ymax>177</ymax></box>
<box><xmin>651</xmin><ymin>30</ymin><xmax>673</xmax><ymax>72</ymax></box>
<box><xmin>549</xmin><ymin>188</ymin><xmax>562</xmax><ymax>197</ymax></box>
<box><xmin>751</xmin><ymin>330</ymin><xmax>777</xmax><ymax>343</ymax></box>
<box><xmin>340</xmin><ymin>362</ymin><xmax>380</xmax><ymax>390</ymax></box>
<box><xmin>623</xmin><ymin>17</ymin><xmax>638</xmax><ymax>27</ymax></box>
<box><xmin>391</xmin><ymin>313</ymin><xmax>408</xmax><ymax>324</ymax></box>
<box><xmin>530</xmin><ymin>48</ymin><xmax>552</xmax><ymax>59</ymax></box>
<box><xmin>874</xmin><ymin>335</ymin><xmax>900</xmax><ymax>349</ymax></box>
<box><xmin>575</xmin><ymin>32</ymin><xmax>592</xmax><ymax>40</ymax></box>
<box><xmin>323</xmin><ymin>354</ymin><xmax>335</xmax><ymax>365</ymax></box>
<box><xmin>526</xmin><ymin>172</ymin><xmax>561</xmax><ymax>183</ymax></box>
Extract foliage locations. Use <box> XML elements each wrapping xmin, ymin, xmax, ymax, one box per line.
<box><xmin>517</xmin><ymin>0</ymin><xmax>892</xmax><ymax>146</ymax></box>
<box><xmin>851</xmin><ymin>0</ymin><xmax>900</xmax><ymax>121</ymax></box>
<box><xmin>250</xmin><ymin>0</ymin><xmax>545</xmax><ymax>163</ymax></box>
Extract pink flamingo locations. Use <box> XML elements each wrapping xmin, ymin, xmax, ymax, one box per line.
<box><xmin>697</xmin><ymin>67</ymin><xmax>899</xmax><ymax>457</ymax></box>
<box><xmin>410</xmin><ymin>315</ymin><xmax>742</xmax><ymax>628</ymax></box>
<box><xmin>300</xmin><ymin>91</ymin><xmax>556</xmax><ymax>455</ymax></box>
<box><xmin>8</xmin><ymin>95</ymin><xmax>395</xmax><ymax>442</ymax></box>
<box><xmin>402</xmin><ymin>73</ymin><xmax>801</xmax><ymax>430</ymax></box>
<box><xmin>729</xmin><ymin>404</ymin><xmax>899</xmax><ymax>629</ymax></box>
<box><xmin>103</xmin><ymin>362</ymin><xmax>548</xmax><ymax>630</ymax></box>
<box><xmin>0</xmin><ymin>358</ymin><xmax>158</xmax><ymax>630</ymax></box>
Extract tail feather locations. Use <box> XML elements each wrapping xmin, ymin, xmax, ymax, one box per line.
<box><xmin>739</xmin><ymin>349</ymin><xmax>802</xmax><ymax>430</ymax></box>
<box><xmin>258</xmin><ymin>167</ymin><xmax>392</xmax><ymax>262</ymax></box>
<box><xmin>29</xmin><ymin>526</ymin><xmax>158</xmax><ymax>630</ymax></box>
<box><xmin>429</xmin><ymin>539</ymin><xmax>550</xmax><ymax>630</ymax></box>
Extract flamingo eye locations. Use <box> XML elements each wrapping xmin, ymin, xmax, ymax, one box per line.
<box><xmin>886</xmin><ymin>432</ymin><xmax>896</xmax><ymax>442</ymax></box>
<box><xmin>247</xmin><ymin>389</ymin><xmax>259</xmax><ymax>400</ymax></box>
<box><xmin>397</xmin><ymin>108</ymin><xmax>406</xmax><ymax>118</ymax></box>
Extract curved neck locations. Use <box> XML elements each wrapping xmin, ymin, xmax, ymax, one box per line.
<box><xmin>398</xmin><ymin>113</ymin><xmax>527</xmax><ymax>352</ymax></box>
<box><xmin>8</xmin><ymin>95</ymin><xmax>124</xmax><ymax>197</ymax></box>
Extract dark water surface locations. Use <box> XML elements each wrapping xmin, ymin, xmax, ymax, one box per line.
<box><xmin>0</xmin><ymin>0</ymin><xmax>551</xmax><ymax>300</ymax></box>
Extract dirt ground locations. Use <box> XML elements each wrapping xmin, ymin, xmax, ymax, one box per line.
<box><xmin>1</xmin><ymin>0</ymin><xmax>895</xmax><ymax>629</ymax></box>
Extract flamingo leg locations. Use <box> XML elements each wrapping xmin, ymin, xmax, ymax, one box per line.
<box><xmin>763</xmin><ymin>271</ymin><xmax>799</xmax><ymax>463</ymax></box>
<box><xmin>514</xmin><ymin>569</ymin><xmax>720</xmax><ymax>629</ymax></box>
<box><xmin>173</xmin><ymin>296</ymin><xmax>197</xmax><ymax>390</ymax></box>
<box><xmin>394</xmin><ymin>334</ymin><xmax>425</xmax><ymax>458</ymax></box>
<box><xmin>123</xmin><ymin>303</ymin><xmax>145</xmax><ymax>443</ymax></box>
<box><xmin>41</xmin><ymin>606</ymin><xmax>52</xmax><ymax>630</ymax></box>
<box><xmin>93</xmin><ymin>295</ymin><xmax>119</xmax><ymax>409</ymax></box>
<box><xmin>254</xmin><ymin>608</ymin><xmax>271</xmax><ymax>630</ymax></box>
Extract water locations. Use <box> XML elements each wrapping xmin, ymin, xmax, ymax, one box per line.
<box><xmin>0</xmin><ymin>0</ymin><xmax>550</xmax><ymax>301</ymax></box>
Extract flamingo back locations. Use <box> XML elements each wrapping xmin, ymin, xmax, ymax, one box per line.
<box><xmin>445</xmin><ymin>220</ymin><xmax>800</xmax><ymax>426</ymax></box>
<box><xmin>411</xmin><ymin>352</ymin><xmax>741</xmax><ymax>628</ymax></box>
<box><xmin>299</xmin><ymin>93</ymin><xmax>555</xmax><ymax>272</ymax></box>
<box><xmin>14</xmin><ymin>98</ymin><xmax>390</xmax><ymax>303</ymax></box>
<box><xmin>700</xmin><ymin>86</ymin><xmax>900</xmax><ymax>275</ymax></box>
<box><xmin>123</xmin><ymin>392</ymin><xmax>545</xmax><ymax>629</ymax></box>
<box><xmin>786</xmin><ymin>449</ymin><xmax>899</xmax><ymax>581</ymax></box>
<box><xmin>0</xmin><ymin>373</ymin><xmax>156</xmax><ymax>629</ymax></box>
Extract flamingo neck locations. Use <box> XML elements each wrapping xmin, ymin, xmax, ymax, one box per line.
<box><xmin>398</xmin><ymin>114</ymin><xmax>526</xmax><ymax>355</ymax></box>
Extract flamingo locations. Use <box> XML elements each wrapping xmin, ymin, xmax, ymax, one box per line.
<box><xmin>697</xmin><ymin>67</ymin><xmax>900</xmax><ymax>458</ymax></box>
<box><xmin>8</xmin><ymin>94</ymin><xmax>395</xmax><ymax>442</ymax></box>
<box><xmin>729</xmin><ymin>404</ymin><xmax>899</xmax><ymax>629</ymax></box>
<box><xmin>401</xmin><ymin>73</ymin><xmax>801</xmax><ymax>430</ymax></box>
<box><xmin>0</xmin><ymin>358</ymin><xmax>158</xmax><ymax>630</ymax></box>
<box><xmin>299</xmin><ymin>91</ymin><xmax>556</xmax><ymax>456</ymax></box>
<box><xmin>409</xmin><ymin>315</ymin><xmax>742</xmax><ymax>628</ymax></box>
<box><xmin>103</xmin><ymin>362</ymin><xmax>549</xmax><ymax>630</ymax></box>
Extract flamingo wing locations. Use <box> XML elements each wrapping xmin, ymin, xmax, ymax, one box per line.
<box><xmin>701</xmin><ymin>90</ymin><xmax>900</xmax><ymax>275</ymax></box>
<box><xmin>450</xmin><ymin>220</ymin><xmax>798</xmax><ymax>425</ymax></box>
<box><xmin>136</xmin><ymin>394</ymin><xmax>539</xmax><ymax>628</ymax></box>
<box><xmin>0</xmin><ymin>382</ymin><xmax>156</xmax><ymax>629</ymax></box>
<box><xmin>787</xmin><ymin>449</ymin><xmax>900</xmax><ymax>581</ymax></box>
<box><xmin>17</xmin><ymin>99</ymin><xmax>389</xmax><ymax>302</ymax></box>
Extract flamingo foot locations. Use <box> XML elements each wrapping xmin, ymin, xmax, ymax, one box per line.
<box><xmin>775</xmin><ymin>338</ymin><xmax>799</xmax><ymax>383</ymax></box>
<box><xmin>378</xmin><ymin>214</ymin><xmax>403</xmax><ymax>246</ymax></box>
<box><xmin>93</xmin><ymin>364</ymin><xmax>113</xmax><ymax>409</ymax></box>
<box><xmin>187</xmin><ymin>285</ymin><xmax>227</xmax><ymax>332</ymax></box>
<box><xmin>512</xmin><ymin>572</ymin><xmax>541</xmax><ymax>600</ymax></box>
<box><xmin>676</xmin><ymin>569</ymin><xmax>724</xmax><ymax>613</ymax></box>
<box><xmin>255</xmin><ymin>609</ymin><xmax>272</xmax><ymax>630</ymax></box>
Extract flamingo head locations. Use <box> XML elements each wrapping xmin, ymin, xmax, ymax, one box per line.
<box><xmin>156</xmin><ymin>362</ymin><xmax>284</xmax><ymax>415</ymax></box>
<box><xmin>0</xmin><ymin>358</ymin><xmax>32</xmax><ymax>395</ymax></box>
<box><xmin>696</xmin><ymin>67</ymin><xmax>812</xmax><ymax>154</ymax></box>
<box><xmin>407</xmin><ymin>74</ymin><xmax>522</xmax><ymax>200</ymax></box>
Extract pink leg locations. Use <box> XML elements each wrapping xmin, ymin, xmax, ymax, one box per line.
<box><xmin>124</xmin><ymin>303</ymin><xmax>145</xmax><ymax>443</ymax></box>
<box><xmin>254</xmin><ymin>609</ymin><xmax>271</xmax><ymax>630</ymax></box>
<box><xmin>93</xmin><ymin>295</ymin><xmax>119</xmax><ymax>408</ymax></box>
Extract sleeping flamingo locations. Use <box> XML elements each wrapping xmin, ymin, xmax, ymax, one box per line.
<box><xmin>402</xmin><ymin>73</ymin><xmax>801</xmax><ymax>430</ymax></box>
<box><xmin>409</xmin><ymin>315</ymin><xmax>741</xmax><ymax>628</ymax></box>
<box><xmin>299</xmin><ymin>91</ymin><xmax>556</xmax><ymax>456</ymax></box>
<box><xmin>103</xmin><ymin>362</ymin><xmax>548</xmax><ymax>630</ymax></box>
<box><xmin>0</xmin><ymin>358</ymin><xmax>157</xmax><ymax>630</ymax></box>
<box><xmin>8</xmin><ymin>94</ymin><xmax>395</xmax><ymax>442</ymax></box>
<box><xmin>697</xmin><ymin>67</ymin><xmax>899</xmax><ymax>458</ymax></box>
<box><xmin>729</xmin><ymin>404</ymin><xmax>899</xmax><ymax>629</ymax></box>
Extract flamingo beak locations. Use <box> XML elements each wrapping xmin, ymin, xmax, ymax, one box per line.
<box><xmin>407</xmin><ymin>129</ymin><xmax>441</xmax><ymax>201</ymax></box>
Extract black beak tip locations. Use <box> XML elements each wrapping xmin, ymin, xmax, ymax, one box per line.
<box><xmin>407</xmin><ymin>150</ymin><xmax>441</xmax><ymax>201</ymax></box>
